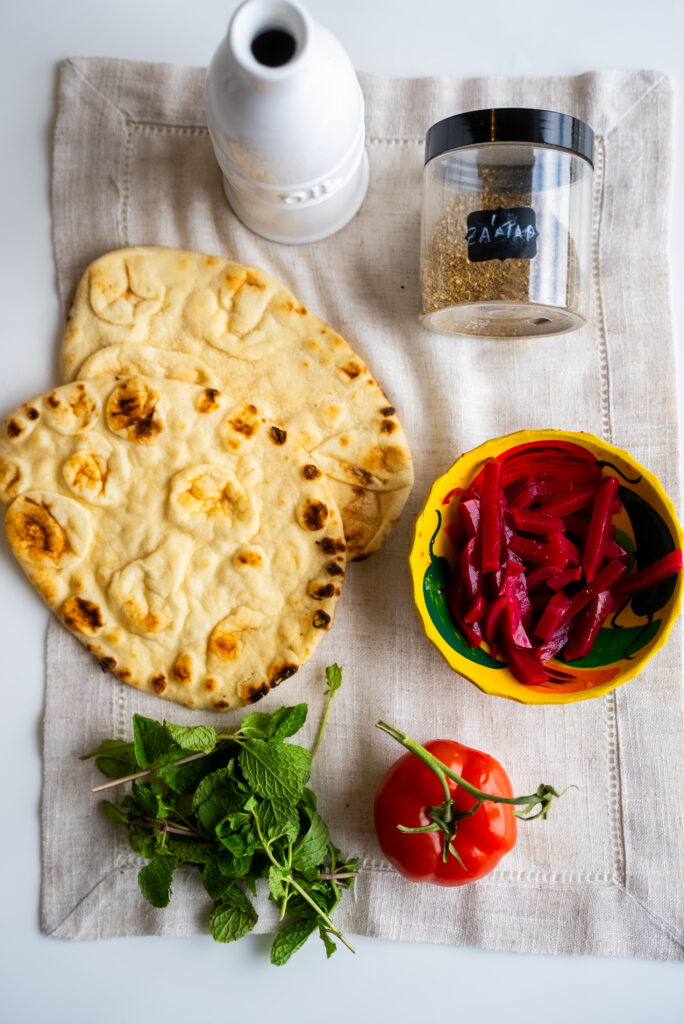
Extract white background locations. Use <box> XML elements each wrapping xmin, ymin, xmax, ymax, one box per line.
<box><xmin>1</xmin><ymin>2</ymin><xmax>683</xmax><ymax>1022</ymax></box>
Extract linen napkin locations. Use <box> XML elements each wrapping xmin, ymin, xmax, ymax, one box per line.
<box><xmin>42</xmin><ymin>57</ymin><xmax>683</xmax><ymax>958</ymax></box>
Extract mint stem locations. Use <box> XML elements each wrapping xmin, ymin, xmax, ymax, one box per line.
<box><xmin>252</xmin><ymin>808</ymin><xmax>355</xmax><ymax>955</ymax></box>
<box><xmin>90</xmin><ymin>731</ymin><xmax>239</xmax><ymax>792</ymax></box>
<box><xmin>311</xmin><ymin>690</ymin><xmax>334</xmax><ymax>759</ymax></box>
<box><xmin>311</xmin><ymin>664</ymin><xmax>342</xmax><ymax>759</ymax></box>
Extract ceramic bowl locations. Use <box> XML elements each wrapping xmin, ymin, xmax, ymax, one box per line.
<box><xmin>409</xmin><ymin>429</ymin><xmax>684</xmax><ymax>705</ymax></box>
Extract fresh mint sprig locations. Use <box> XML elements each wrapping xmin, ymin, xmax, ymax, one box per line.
<box><xmin>84</xmin><ymin>665</ymin><xmax>357</xmax><ymax>964</ymax></box>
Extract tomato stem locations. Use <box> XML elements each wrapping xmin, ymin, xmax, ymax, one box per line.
<box><xmin>375</xmin><ymin>721</ymin><xmax>566</xmax><ymax>822</ymax></box>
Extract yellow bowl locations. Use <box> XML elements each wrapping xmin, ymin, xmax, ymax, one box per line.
<box><xmin>409</xmin><ymin>429</ymin><xmax>684</xmax><ymax>705</ymax></box>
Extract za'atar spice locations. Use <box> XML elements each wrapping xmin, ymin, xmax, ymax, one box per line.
<box><xmin>419</xmin><ymin>108</ymin><xmax>595</xmax><ymax>339</ymax></box>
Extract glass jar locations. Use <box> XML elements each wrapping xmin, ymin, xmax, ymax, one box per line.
<box><xmin>420</xmin><ymin>108</ymin><xmax>594</xmax><ymax>338</ymax></box>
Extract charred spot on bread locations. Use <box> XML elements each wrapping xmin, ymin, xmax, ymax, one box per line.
<box><xmin>301</xmin><ymin>499</ymin><xmax>329</xmax><ymax>531</ymax></box>
<box><xmin>63</xmin><ymin>596</ymin><xmax>104</xmax><ymax>635</ymax></box>
<box><xmin>151</xmin><ymin>673</ymin><xmax>167</xmax><ymax>694</ymax></box>
<box><xmin>320</xmin><ymin>536</ymin><xmax>346</xmax><ymax>554</ymax></box>
<box><xmin>269</xmin><ymin>662</ymin><xmax>299</xmax><ymax>686</ymax></box>
<box><xmin>228</xmin><ymin>404</ymin><xmax>259</xmax><ymax>437</ymax></box>
<box><xmin>106</xmin><ymin>379</ymin><xmax>163</xmax><ymax>443</ymax></box>
<box><xmin>198</xmin><ymin>387</ymin><xmax>221</xmax><ymax>413</ymax></box>
<box><xmin>340</xmin><ymin>361</ymin><xmax>362</xmax><ymax>379</ymax></box>
<box><xmin>5</xmin><ymin>497</ymin><xmax>70</xmax><ymax>565</ymax></box>
<box><xmin>244</xmin><ymin>681</ymin><xmax>269</xmax><ymax>704</ymax></box>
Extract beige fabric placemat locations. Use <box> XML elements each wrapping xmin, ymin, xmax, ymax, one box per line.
<box><xmin>43</xmin><ymin>57</ymin><xmax>683</xmax><ymax>959</ymax></box>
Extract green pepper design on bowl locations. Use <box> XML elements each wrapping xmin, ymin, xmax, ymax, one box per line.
<box><xmin>410</xmin><ymin>430</ymin><xmax>684</xmax><ymax>705</ymax></box>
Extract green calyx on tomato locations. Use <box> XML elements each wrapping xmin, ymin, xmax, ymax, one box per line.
<box><xmin>374</xmin><ymin>722</ymin><xmax>568</xmax><ymax>886</ymax></box>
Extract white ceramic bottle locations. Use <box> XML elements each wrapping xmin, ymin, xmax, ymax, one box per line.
<box><xmin>206</xmin><ymin>0</ymin><xmax>369</xmax><ymax>245</ymax></box>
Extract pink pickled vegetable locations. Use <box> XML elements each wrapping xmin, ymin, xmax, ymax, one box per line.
<box><xmin>509</xmin><ymin>535</ymin><xmax>568</xmax><ymax>568</ymax></box>
<box><xmin>537</xmin><ymin>485</ymin><xmax>599</xmax><ymax>517</ymax></box>
<box><xmin>524</xmin><ymin>566</ymin><xmax>559</xmax><ymax>591</ymax></box>
<box><xmin>547</xmin><ymin>567</ymin><xmax>583</xmax><ymax>592</ymax></box>
<box><xmin>612</xmin><ymin>549</ymin><xmax>683</xmax><ymax>595</ymax></box>
<box><xmin>483</xmin><ymin>595</ymin><xmax>509</xmax><ymax>646</ymax></box>
<box><xmin>460</xmin><ymin>498</ymin><xmax>481</xmax><ymax>539</ymax></box>
<box><xmin>534</xmin><ymin>592</ymin><xmax>572</xmax><ymax>642</ymax></box>
<box><xmin>500</xmin><ymin>641</ymin><xmax>548</xmax><ymax>684</ymax></box>
<box><xmin>563</xmin><ymin>591</ymin><xmax>613</xmax><ymax>661</ymax></box>
<box><xmin>511</xmin><ymin>507</ymin><xmax>565</xmax><ymax>535</ymax></box>
<box><xmin>442</xmin><ymin>442</ymin><xmax>681</xmax><ymax>688</ymax></box>
<box><xmin>480</xmin><ymin>460</ymin><xmax>503</xmax><ymax>574</ymax></box>
<box><xmin>562</xmin><ymin>558</ymin><xmax>626</xmax><ymax>625</ymax></box>
<box><xmin>582</xmin><ymin>476</ymin><xmax>619</xmax><ymax>583</ymax></box>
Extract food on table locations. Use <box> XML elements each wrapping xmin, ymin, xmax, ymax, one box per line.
<box><xmin>443</xmin><ymin>440</ymin><xmax>683</xmax><ymax>686</ymax></box>
<box><xmin>60</xmin><ymin>246</ymin><xmax>414</xmax><ymax>560</ymax></box>
<box><xmin>374</xmin><ymin>721</ymin><xmax>564</xmax><ymax>886</ymax></box>
<box><xmin>0</xmin><ymin>376</ymin><xmax>345</xmax><ymax>710</ymax></box>
<box><xmin>88</xmin><ymin>669</ymin><xmax>357</xmax><ymax>964</ymax></box>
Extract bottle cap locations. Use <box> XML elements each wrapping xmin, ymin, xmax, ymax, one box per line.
<box><xmin>425</xmin><ymin>108</ymin><xmax>594</xmax><ymax>168</ymax></box>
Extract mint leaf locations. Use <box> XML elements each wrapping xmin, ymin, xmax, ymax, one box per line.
<box><xmin>164</xmin><ymin>837</ymin><xmax>212</xmax><ymax>864</ymax></box>
<box><xmin>292</xmin><ymin>810</ymin><xmax>330</xmax><ymax>873</ymax></box>
<box><xmin>192</xmin><ymin>765</ymin><xmax>229</xmax><ymax>811</ymax></box>
<box><xmin>319</xmin><ymin>926</ymin><xmax>337</xmax><ymax>959</ymax></box>
<box><xmin>102</xmin><ymin>799</ymin><xmax>128</xmax><ymax>825</ymax></box>
<box><xmin>239</xmin><ymin>704</ymin><xmax>307</xmax><ymax>743</ymax></box>
<box><xmin>202</xmin><ymin>859</ymin><xmax>233</xmax><ymax>901</ymax></box>
<box><xmin>133</xmin><ymin>715</ymin><xmax>175</xmax><ymax>769</ymax></box>
<box><xmin>90</xmin><ymin>689</ymin><xmax>355</xmax><ymax>964</ymax></box>
<box><xmin>300</xmin><ymin>788</ymin><xmax>318</xmax><ymax>813</ymax></box>
<box><xmin>258</xmin><ymin>799</ymin><xmax>300</xmax><ymax>846</ymax></box>
<box><xmin>270</xmin><ymin>918</ymin><xmax>318</xmax><ymax>965</ymax></box>
<box><xmin>192</xmin><ymin>766</ymin><xmax>243</xmax><ymax>830</ymax></box>
<box><xmin>239</xmin><ymin>711</ymin><xmax>275</xmax><ymax>741</ymax></box>
<box><xmin>324</xmin><ymin>663</ymin><xmax>342</xmax><ymax>694</ymax></box>
<box><xmin>161</xmin><ymin>756</ymin><xmax>216</xmax><ymax>795</ymax></box>
<box><xmin>216</xmin><ymin>849</ymin><xmax>254</xmax><ymax>881</ymax></box>
<box><xmin>210</xmin><ymin>887</ymin><xmax>258</xmax><ymax>943</ymax></box>
<box><xmin>92</xmin><ymin>739</ymin><xmax>138</xmax><ymax>780</ymax></box>
<box><xmin>270</xmin><ymin>704</ymin><xmax>308</xmax><ymax>742</ymax></box>
<box><xmin>239</xmin><ymin>739</ymin><xmax>311</xmax><ymax>807</ymax></box>
<box><xmin>129</xmin><ymin>830</ymin><xmax>157</xmax><ymax>859</ymax></box>
<box><xmin>138</xmin><ymin>854</ymin><xmax>178</xmax><ymax>908</ymax></box>
<box><xmin>133</xmin><ymin>782</ymin><xmax>159</xmax><ymax>818</ymax></box>
<box><xmin>268</xmin><ymin>864</ymin><xmax>289</xmax><ymax>902</ymax></box>
<box><xmin>163</xmin><ymin>722</ymin><xmax>217</xmax><ymax>753</ymax></box>
<box><xmin>217</xmin><ymin>811</ymin><xmax>251</xmax><ymax>831</ymax></box>
<box><xmin>216</xmin><ymin>831</ymin><xmax>247</xmax><ymax>857</ymax></box>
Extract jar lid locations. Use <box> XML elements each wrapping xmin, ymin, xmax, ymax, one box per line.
<box><xmin>425</xmin><ymin>108</ymin><xmax>594</xmax><ymax>167</ymax></box>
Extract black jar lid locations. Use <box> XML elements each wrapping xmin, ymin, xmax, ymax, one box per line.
<box><xmin>425</xmin><ymin>108</ymin><xmax>594</xmax><ymax>167</ymax></box>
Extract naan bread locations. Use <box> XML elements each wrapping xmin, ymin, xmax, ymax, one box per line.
<box><xmin>59</xmin><ymin>247</ymin><xmax>413</xmax><ymax>561</ymax></box>
<box><xmin>0</xmin><ymin>376</ymin><xmax>346</xmax><ymax>710</ymax></box>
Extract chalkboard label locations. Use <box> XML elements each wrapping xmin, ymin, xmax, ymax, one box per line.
<box><xmin>465</xmin><ymin>207</ymin><xmax>538</xmax><ymax>263</ymax></box>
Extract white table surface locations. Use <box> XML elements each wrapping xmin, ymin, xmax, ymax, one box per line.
<box><xmin>1</xmin><ymin>1</ymin><xmax>683</xmax><ymax>1021</ymax></box>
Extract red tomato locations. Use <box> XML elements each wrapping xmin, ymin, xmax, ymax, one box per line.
<box><xmin>374</xmin><ymin>739</ymin><xmax>517</xmax><ymax>886</ymax></box>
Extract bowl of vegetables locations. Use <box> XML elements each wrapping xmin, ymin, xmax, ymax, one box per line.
<box><xmin>409</xmin><ymin>429</ymin><xmax>684</xmax><ymax>705</ymax></box>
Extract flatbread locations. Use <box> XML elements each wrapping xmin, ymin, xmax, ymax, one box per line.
<box><xmin>59</xmin><ymin>246</ymin><xmax>414</xmax><ymax>561</ymax></box>
<box><xmin>0</xmin><ymin>376</ymin><xmax>346</xmax><ymax>710</ymax></box>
